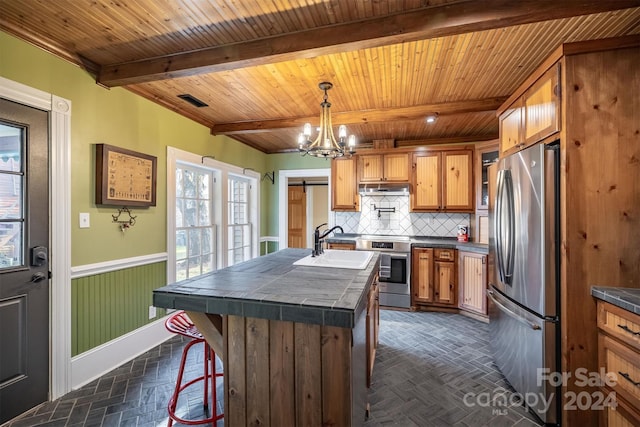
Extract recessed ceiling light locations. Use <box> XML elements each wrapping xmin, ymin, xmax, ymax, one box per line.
<box><xmin>425</xmin><ymin>114</ymin><xmax>438</xmax><ymax>124</ymax></box>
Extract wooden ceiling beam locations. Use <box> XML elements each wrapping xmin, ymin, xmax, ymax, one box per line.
<box><xmin>97</xmin><ymin>0</ymin><xmax>640</xmax><ymax>87</ymax></box>
<box><xmin>210</xmin><ymin>97</ymin><xmax>508</xmax><ymax>135</ymax></box>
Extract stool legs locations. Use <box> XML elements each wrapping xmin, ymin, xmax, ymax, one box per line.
<box><xmin>167</xmin><ymin>338</ymin><xmax>223</xmax><ymax>426</ymax></box>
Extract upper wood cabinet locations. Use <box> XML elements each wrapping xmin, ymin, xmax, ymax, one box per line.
<box><xmin>358</xmin><ymin>152</ymin><xmax>410</xmax><ymax>183</ymax></box>
<box><xmin>524</xmin><ymin>64</ymin><xmax>560</xmax><ymax>144</ymax></box>
<box><xmin>411</xmin><ymin>150</ymin><xmax>473</xmax><ymax>212</ymax></box>
<box><xmin>475</xmin><ymin>140</ymin><xmax>499</xmax><ymax>210</ymax></box>
<box><xmin>499</xmin><ymin>63</ymin><xmax>561</xmax><ymax>156</ymax></box>
<box><xmin>331</xmin><ymin>157</ymin><xmax>359</xmax><ymax>211</ymax></box>
<box><xmin>499</xmin><ymin>98</ymin><xmax>523</xmax><ymax>155</ymax></box>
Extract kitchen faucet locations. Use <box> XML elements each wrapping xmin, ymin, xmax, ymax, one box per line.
<box><xmin>312</xmin><ymin>223</ymin><xmax>344</xmax><ymax>257</ymax></box>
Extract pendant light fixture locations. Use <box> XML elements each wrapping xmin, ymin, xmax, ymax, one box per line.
<box><xmin>298</xmin><ymin>82</ymin><xmax>356</xmax><ymax>158</ymax></box>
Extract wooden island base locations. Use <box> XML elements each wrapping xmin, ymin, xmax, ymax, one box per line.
<box><xmin>188</xmin><ymin>310</ymin><xmax>367</xmax><ymax>427</ymax></box>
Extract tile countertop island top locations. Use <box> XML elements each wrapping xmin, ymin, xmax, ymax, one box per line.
<box><xmin>325</xmin><ymin>233</ymin><xmax>489</xmax><ymax>254</ymax></box>
<box><xmin>153</xmin><ymin>248</ymin><xmax>380</xmax><ymax>426</ymax></box>
<box><xmin>591</xmin><ymin>286</ymin><xmax>640</xmax><ymax>315</ymax></box>
<box><xmin>153</xmin><ymin>247</ymin><xmax>379</xmax><ymax>328</ymax></box>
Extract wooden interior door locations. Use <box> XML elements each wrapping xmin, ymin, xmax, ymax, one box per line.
<box><xmin>287</xmin><ymin>186</ymin><xmax>306</xmax><ymax>248</ymax></box>
<box><xmin>0</xmin><ymin>98</ymin><xmax>50</xmax><ymax>424</ymax></box>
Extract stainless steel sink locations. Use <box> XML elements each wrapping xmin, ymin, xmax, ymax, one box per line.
<box><xmin>293</xmin><ymin>249</ymin><xmax>375</xmax><ymax>270</ymax></box>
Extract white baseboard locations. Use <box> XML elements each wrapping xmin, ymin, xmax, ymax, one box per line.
<box><xmin>70</xmin><ymin>316</ymin><xmax>172</xmax><ymax>390</ymax></box>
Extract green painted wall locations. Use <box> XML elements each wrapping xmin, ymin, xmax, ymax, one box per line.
<box><xmin>0</xmin><ymin>31</ymin><xmax>268</xmax><ymax>266</ymax></box>
<box><xmin>0</xmin><ymin>30</ymin><xmax>334</xmax><ymax>353</ymax></box>
<box><xmin>264</xmin><ymin>153</ymin><xmax>330</xmax><ymax>237</ymax></box>
<box><xmin>71</xmin><ymin>262</ymin><xmax>167</xmax><ymax>356</ymax></box>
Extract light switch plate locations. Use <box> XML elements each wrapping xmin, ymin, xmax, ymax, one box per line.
<box><xmin>79</xmin><ymin>212</ymin><xmax>90</xmax><ymax>228</ymax></box>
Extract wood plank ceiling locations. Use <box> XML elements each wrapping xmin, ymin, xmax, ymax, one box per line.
<box><xmin>1</xmin><ymin>0</ymin><xmax>640</xmax><ymax>153</ymax></box>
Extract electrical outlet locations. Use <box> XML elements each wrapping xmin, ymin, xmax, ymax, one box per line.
<box><xmin>148</xmin><ymin>305</ymin><xmax>157</xmax><ymax>319</ymax></box>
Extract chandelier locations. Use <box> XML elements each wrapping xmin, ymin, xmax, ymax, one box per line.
<box><xmin>298</xmin><ymin>82</ymin><xmax>356</xmax><ymax>158</ymax></box>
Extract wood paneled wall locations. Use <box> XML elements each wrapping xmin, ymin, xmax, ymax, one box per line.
<box><xmin>71</xmin><ymin>262</ymin><xmax>167</xmax><ymax>355</ymax></box>
<box><xmin>223</xmin><ymin>312</ymin><xmax>366</xmax><ymax>427</ymax></box>
<box><xmin>561</xmin><ymin>45</ymin><xmax>640</xmax><ymax>426</ymax></box>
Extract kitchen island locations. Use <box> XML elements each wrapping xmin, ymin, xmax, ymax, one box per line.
<box><xmin>153</xmin><ymin>248</ymin><xmax>379</xmax><ymax>427</ymax></box>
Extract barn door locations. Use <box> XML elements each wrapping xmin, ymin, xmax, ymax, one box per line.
<box><xmin>287</xmin><ymin>186</ymin><xmax>306</xmax><ymax>248</ymax></box>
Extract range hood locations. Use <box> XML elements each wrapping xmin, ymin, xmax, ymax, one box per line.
<box><xmin>358</xmin><ymin>183</ymin><xmax>410</xmax><ymax>196</ymax></box>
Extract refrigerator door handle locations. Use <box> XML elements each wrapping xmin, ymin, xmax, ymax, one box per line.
<box><xmin>495</xmin><ymin>169</ymin><xmax>514</xmax><ymax>285</ymax></box>
<box><xmin>495</xmin><ymin>170</ymin><xmax>506</xmax><ymax>283</ymax></box>
<box><xmin>488</xmin><ymin>290</ymin><xmax>541</xmax><ymax>331</ymax></box>
<box><xmin>503</xmin><ymin>169</ymin><xmax>515</xmax><ymax>284</ymax></box>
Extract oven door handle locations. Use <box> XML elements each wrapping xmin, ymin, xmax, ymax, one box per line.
<box><xmin>379</xmin><ymin>254</ymin><xmax>391</xmax><ymax>279</ymax></box>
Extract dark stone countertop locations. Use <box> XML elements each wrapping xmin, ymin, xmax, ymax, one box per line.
<box><xmin>591</xmin><ymin>286</ymin><xmax>640</xmax><ymax>315</ymax></box>
<box><xmin>153</xmin><ymin>248</ymin><xmax>379</xmax><ymax>328</ymax></box>
<box><xmin>326</xmin><ymin>233</ymin><xmax>489</xmax><ymax>254</ymax></box>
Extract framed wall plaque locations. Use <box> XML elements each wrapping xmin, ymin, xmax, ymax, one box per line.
<box><xmin>95</xmin><ymin>144</ymin><xmax>157</xmax><ymax>207</ymax></box>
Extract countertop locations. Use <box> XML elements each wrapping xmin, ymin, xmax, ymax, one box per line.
<box><xmin>326</xmin><ymin>233</ymin><xmax>489</xmax><ymax>254</ymax></box>
<box><xmin>591</xmin><ymin>286</ymin><xmax>640</xmax><ymax>315</ymax></box>
<box><xmin>153</xmin><ymin>248</ymin><xmax>379</xmax><ymax>329</ymax></box>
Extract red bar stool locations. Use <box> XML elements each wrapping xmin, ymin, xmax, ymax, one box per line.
<box><xmin>164</xmin><ymin>311</ymin><xmax>224</xmax><ymax>426</ymax></box>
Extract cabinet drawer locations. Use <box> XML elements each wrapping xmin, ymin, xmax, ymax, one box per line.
<box><xmin>598</xmin><ymin>301</ymin><xmax>640</xmax><ymax>352</ymax></box>
<box><xmin>434</xmin><ymin>248</ymin><xmax>455</xmax><ymax>261</ymax></box>
<box><xmin>599</xmin><ymin>334</ymin><xmax>640</xmax><ymax>409</ymax></box>
<box><xmin>327</xmin><ymin>242</ymin><xmax>356</xmax><ymax>250</ymax></box>
<box><xmin>604</xmin><ymin>391</ymin><xmax>640</xmax><ymax>427</ymax></box>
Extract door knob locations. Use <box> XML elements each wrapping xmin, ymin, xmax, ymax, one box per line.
<box><xmin>31</xmin><ymin>272</ymin><xmax>47</xmax><ymax>283</ymax></box>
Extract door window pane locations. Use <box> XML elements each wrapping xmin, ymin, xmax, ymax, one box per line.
<box><xmin>227</xmin><ymin>176</ymin><xmax>252</xmax><ymax>266</ymax></box>
<box><xmin>175</xmin><ymin>164</ymin><xmax>215</xmax><ymax>280</ymax></box>
<box><xmin>0</xmin><ymin>123</ymin><xmax>24</xmax><ymax>269</ymax></box>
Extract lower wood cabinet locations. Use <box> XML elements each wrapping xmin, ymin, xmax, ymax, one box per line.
<box><xmin>434</xmin><ymin>252</ymin><xmax>456</xmax><ymax>305</ymax></box>
<box><xmin>597</xmin><ymin>301</ymin><xmax>640</xmax><ymax>426</ymax></box>
<box><xmin>326</xmin><ymin>242</ymin><xmax>356</xmax><ymax>250</ymax></box>
<box><xmin>458</xmin><ymin>251</ymin><xmax>487</xmax><ymax>316</ymax></box>
<box><xmin>366</xmin><ymin>278</ymin><xmax>379</xmax><ymax>388</ymax></box>
<box><xmin>411</xmin><ymin>248</ymin><xmax>457</xmax><ymax>308</ymax></box>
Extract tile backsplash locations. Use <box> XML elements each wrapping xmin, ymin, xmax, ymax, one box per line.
<box><xmin>333</xmin><ymin>194</ymin><xmax>469</xmax><ymax>237</ymax></box>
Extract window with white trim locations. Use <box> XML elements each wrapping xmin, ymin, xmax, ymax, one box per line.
<box><xmin>175</xmin><ymin>164</ymin><xmax>215</xmax><ymax>281</ymax></box>
<box><xmin>167</xmin><ymin>147</ymin><xmax>260</xmax><ymax>284</ymax></box>
<box><xmin>227</xmin><ymin>175</ymin><xmax>251</xmax><ymax>266</ymax></box>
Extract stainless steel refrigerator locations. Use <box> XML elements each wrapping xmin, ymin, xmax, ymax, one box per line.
<box><xmin>488</xmin><ymin>142</ymin><xmax>560</xmax><ymax>425</ymax></box>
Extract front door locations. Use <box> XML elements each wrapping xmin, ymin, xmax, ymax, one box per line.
<box><xmin>0</xmin><ymin>98</ymin><xmax>50</xmax><ymax>424</ymax></box>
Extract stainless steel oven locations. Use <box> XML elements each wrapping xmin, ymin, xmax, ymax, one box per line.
<box><xmin>356</xmin><ymin>236</ymin><xmax>411</xmax><ymax>309</ymax></box>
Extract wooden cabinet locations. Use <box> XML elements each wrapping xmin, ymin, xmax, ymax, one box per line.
<box><xmin>434</xmin><ymin>249</ymin><xmax>456</xmax><ymax>306</ymax></box>
<box><xmin>358</xmin><ymin>152</ymin><xmax>410</xmax><ymax>183</ymax></box>
<box><xmin>474</xmin><ymin>140</ymin><xmax>498</xmax><ymax>243</ymax></box>
<box><xmin>327</xmin><ymin>242</ymin><xmax>355</xmax><ymax>250</ymax></box>
<box><xmin>411</xmin><ymin>150</ymin><xmax>473</xmax><ymax>212</ymax></box>
<box><xmin>597</xmin><ymin>301</ymin><xmax>640</xmax><ymax>426</ymax></box>
<box><xmin>499</xmin><ymin>98</ymin><xmax>523</xmax><ymax>155</ymax></box>
<box><xmin>331</xmin><ymin>157</ymin><xmax>359</xmax><ymax>211</ymax></box>
<box><xmin>475</xmin><ymin>140</ymin><xmax>499</xmax><ymax>211</ymax></box>
<box><xmin>366</xmin><ymin>278</ymin><xmax>379</xmax><ymax>388</ymax></box>
<box><xmin>412</xmin><ymin>248</ymin><xmax>457</xmax><ymax>307</ymax></box>
<box><xmin>412</xmin><ymin>248</ymin><xmax>434</xmax><ymax>304</ymax></box>
<box><xmin>524</xmin><ymin>64</ymin><xmax>560</xmax><ymax>144</ymax></box>
<box><xmin>458</xmin><ymin>251</ymin><xmax>487</xmax><ymax>316</ymax></box>
<box><xmin>499</xmin><ymin>64</ymin><xmax>560</xmax><ymax>157</ymax></box>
